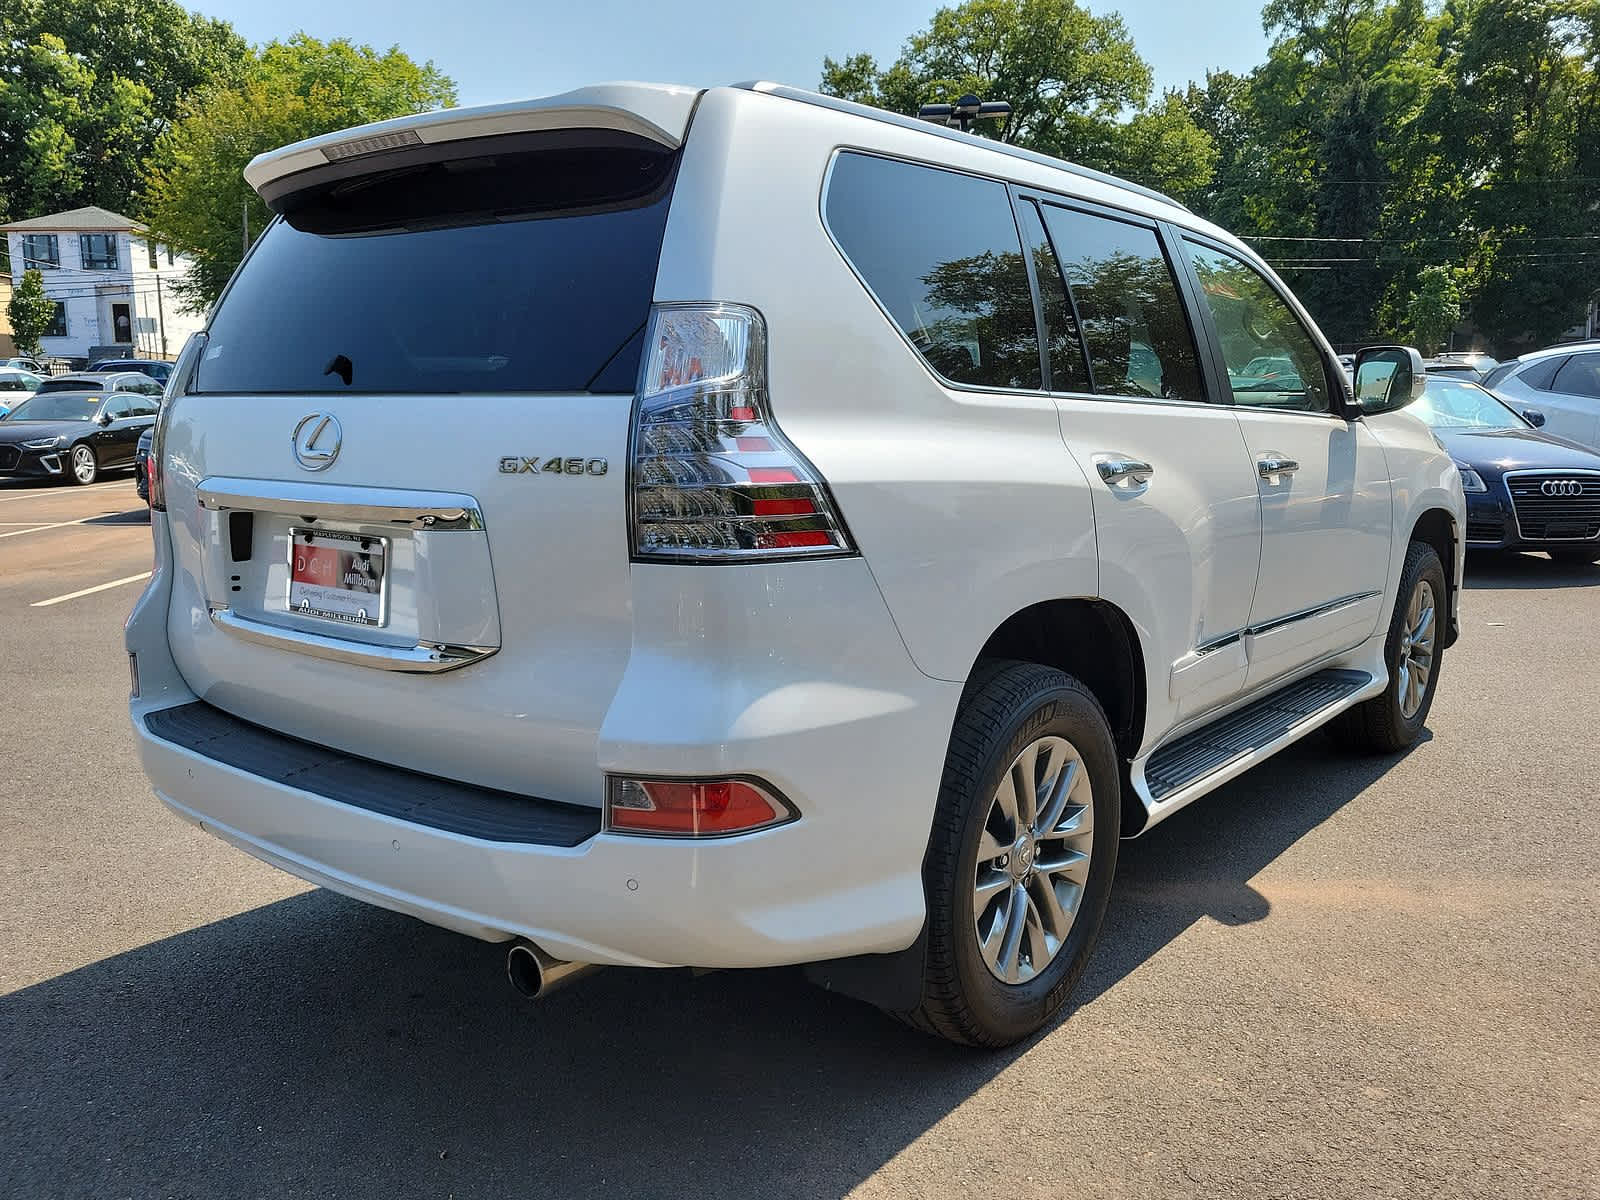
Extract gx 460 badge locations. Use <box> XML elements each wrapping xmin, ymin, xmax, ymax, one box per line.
<box><xmin>499</xmin><ymin>456</ymin><xmax>609</xmax><ymax>476</ymax></box>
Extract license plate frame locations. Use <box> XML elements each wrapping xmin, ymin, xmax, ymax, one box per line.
<box><xmin>286</xmin><ymin>527</ymin><xmax>389</xmax><ymax>629</ymax></box>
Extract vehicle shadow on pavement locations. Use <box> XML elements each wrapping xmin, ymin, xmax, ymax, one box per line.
<box><xmin>1464</xmin><ymin>551</ymin><xmax>1600</xmax><ymax>589</ymax></box>
<box><xmin>1</xmin><ymin>737</ymin><xmax>1414</xmax><ymax>1200</ymax></box>
<box><xmin>83</xmin><ymin>507</ymin><xmax>152</xmax><ymax>526</ymax></box>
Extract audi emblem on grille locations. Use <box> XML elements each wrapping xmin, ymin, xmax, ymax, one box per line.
<box><xmin>1540</xmin><ymin>479</ymin><xmax>1584</xmax><ymax>497</ymax></box>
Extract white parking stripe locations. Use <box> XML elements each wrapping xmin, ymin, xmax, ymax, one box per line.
<box><xmin>30</xmin><ymin>571</ymin><xmax>152</xmax><ymax>607</ymax></box>
<box><xmin>0</xmin><ymin>517</ymin><xmax>90</xmax><ymax>539</ymax></box>
<box><xmin>0</xmin><ymin>481</ymin><xmax>126</xmax><ymax>505</ymax></box>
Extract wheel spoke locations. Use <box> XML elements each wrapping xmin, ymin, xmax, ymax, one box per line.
<box><xmin>1028</xmin><ymin>873</ymin><xmax>1073</xmax><ymax>941</ymax></box>
<box><xmin>997</xmin><ymin>883</ymin><xmax>1028</xmax><ymax>982</ymax></box>
<box><xmin>974</xmin><ymin>867</ymin><xmax>1011</xmax><ymax>907</ymax></box>
<box><xmin>1036</xmin><ymin>756</ymin><xmax>1077</xmax><ymax>836</ymax></box>
<box><xmin>1411</xmin><ymin>604</ymin><xmax>1434</xmax><ymax>644</ymax></box>
<box><xmin>1037</xmin><ymin>845</ymin><xmax>1090</xmax><ymax>887</ymax></box>
<box><xmin>1021</xmin><ymin>895</ymin><xmax>1051</xmax><ymax>975</ymax></box>
<box><xmin>992</xmin><ymin>770</ymin><xmax>1021</xmax><ymax>830</ymax></box>
<box><xmin>1011</xmin><ymin>755</ymin><xmax>1037</xmax><ymax>830</ymax></box>
<box><xmin>976</xmin><ymin>825</ymin><xmax>1010</xmax><ymax>862</ymax></box>
<box><xmin>977</xmin><ymin>886</ymin><xmax>1013</xmax><ymax>974</ymax></box>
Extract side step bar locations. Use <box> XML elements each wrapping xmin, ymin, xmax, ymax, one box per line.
<box><xmin>1135</xmin><ymin>668</ymin><xmax>1377</xmax><ymax>822</ymax></box>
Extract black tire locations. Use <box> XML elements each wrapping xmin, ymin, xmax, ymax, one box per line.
<box><xmin>68</xmin><ymin>442</ymin><xmax>98</xmax><ymax>486</ymax></box>
<box><xmin>1330</xmin><ymin>541</ymin><xmax>1446</xmax><ymax>753</ymax></box>
<box><xmin>1549</xmin><ymin>548</ymin><xmax>1600</xmax><ymax>565</ymax></box>
<box><xmin>896</xmin><ymin>660</ymin><xmax>1121</xmax><ymax>1047</ymax></box>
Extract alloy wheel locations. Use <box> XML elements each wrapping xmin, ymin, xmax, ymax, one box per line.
<box><xmin>71</xmin><ymin>445</ymin><xmax>96</xmax><ymax>484</ymax></box>
<box><xmin>1396</xmin><ymin>578</ymin><xmax>1436</xmax><ymax>719</ymax></box>
<box><xmin>973</xmin><ymin>734</ymin><xmax>1094</xmax><ymax>985</ymax></box>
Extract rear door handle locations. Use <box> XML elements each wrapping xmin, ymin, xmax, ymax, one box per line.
<box><xmin>1257</xmin><ymin>455</ymin><xmax>1299</xmax><ymax>479</ymax></box>
<box><xmin>1094</xmin><ymin>455</ymin><xmax>1155</xmax><ymax>487</ymax></box>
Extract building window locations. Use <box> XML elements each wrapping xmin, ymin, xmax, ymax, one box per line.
<box><xmin>80</xmin><ymin>233</ymin><xmax>119</xmax><ymax>270</ymax></box>
<box><xmin>167</xmin><ymin>245</ymin><xmax>174</xmax><ymax>266</ymax></box>
<box><xmin>21</xmin><ymin>233</ymin><xmax>60</xmax><ymax>269</ymax></box>
<box><xmin>44</xmin><ymin>302</ymin><xmax>67</xmax><ymax>338</ymax></box>
<box><xmin>147</xmin><ymin>238</ymin><xmax>158</xmax><ymax>268</ymax></box>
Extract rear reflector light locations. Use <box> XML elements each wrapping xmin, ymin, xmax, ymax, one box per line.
<box><xmin>629</xmin><ymin>304</ymin><xmax>854</xmax><ymax>562</ymax></box>
<box><xmin>606</xmin><ymin>776</ymin><xmax>797</xmax><ymax>837</ymax></box>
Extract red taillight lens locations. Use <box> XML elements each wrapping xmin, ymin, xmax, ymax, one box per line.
<box><xmin>606</xmin><ymin>776</ymin><xmax>795</xmax><ymax>837</ymax></box>
<box><xmin>629</xmin><ymin>304</ymin><xmax>854</xmax><ymax>562</ymax></box>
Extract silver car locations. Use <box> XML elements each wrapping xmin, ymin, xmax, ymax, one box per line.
<box><xmin>1485</xmin><ymin>342</ymin><xmax>1600</xmax><ymax>451</ymax></box>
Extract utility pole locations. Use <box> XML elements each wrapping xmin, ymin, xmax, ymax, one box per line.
<box><xmin>155</xmin><ymin>274</ymin><xmax>168</xmax><ymax>357</ymax></box>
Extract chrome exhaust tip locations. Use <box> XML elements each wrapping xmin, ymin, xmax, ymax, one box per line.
<box><xmin>505</xmin><ymin>940</ymin><xmax>601</xmax><ymax>999</ymax></box>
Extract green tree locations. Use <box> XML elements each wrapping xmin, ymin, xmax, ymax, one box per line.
<box><xmin>139</xmin><ymin>35</ymin><xmax>457</xmax><ymax>311</ymax></box>
<box><xmin>0</xmin><ymin>0</ymin><xmax>248</xmax><ymax>221</ymax></box>
<box><xmin>7</xmin><ymin>270</ymin><xmax>57</xmax><ymax>358</ymax></box>
<box><xmin>1404</xmin><ymin>265</ymin><xmax>1462</xmax><ymax>354</ymax></box>
<box><xmin>820</xmin><ymin>0</ymin><xmax>1214</xmax><ymax>195</ymax></box>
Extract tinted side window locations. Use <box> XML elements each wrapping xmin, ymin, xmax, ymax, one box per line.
<box><xmin>1015</xmin><ymin>200</ymin><xmax>1090</xmax><ymax>393</ymax></box>
<box><xmin>1039</xmin><ymin>206</ymin><xmax>1204</xmax><ymax>403</ymax></box>
<box><xmin>1552</xmin><ymin>353</ymin><xmax>1600</xmax><ymax>399</ymax></box>
<box><xmin>1517</xmin><ymin>356</ymin><xmax>1567</xmax><ymax>391</ymax></box>
<box><xmin>1480</xmin><ymin>361</ymin><xmax>1519</xmax><ymax>388</ymax></box>
<box><xmin>103</xmin><ymin>396</ymin><xmax>132</xmax><ymax>419</ymax></box>
<box><xmin>1186</xmin><ymin>241</ymin><xmax>1332</xmax><ymax>414</ymax></box>
<box><xmin>826</xmin><ymin>153</ymin><xmax>1041</xmax><ymax>391</ymax></box>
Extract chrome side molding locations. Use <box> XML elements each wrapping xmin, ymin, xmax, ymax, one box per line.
<box><xmin>209</xmin><ymin>606</ymin><xmax>496</xmax><ymax>673</ymax></box>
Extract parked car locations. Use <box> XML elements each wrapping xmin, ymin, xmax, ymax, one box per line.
<box><xmin>1483</xmin><ymin>342</ymin><xmax>1600</xmax><ymax>452</ymax></box>
<box><xmin>0</xmin><ymin>388</ymin><xmax>160</xmax><ymax>484</ymax></box>
<box><xmin>3</xmin><ymin>356</ymin><xmax>47</xmax><ymax>375</ymax></box>
<box><xmin>36</xmin><ymin>371</ymin><xmax>165</xmax><ymax>397</ymax></box>
<box><xmin>134</xmin><ymin>426</ymin><xmax>153</xmax><ymax>503</ymax></box>
<box><xmin>125</xmin><ymin>82</ymin><xmax>1464</xmax><ymax>1047</ymax></box>
<box><xmin>0</xmin><ymin>367</ymin><xmax>43</xmax><ymax>418</ymax></box>
<box><xmin>89</xmin><ymin>358</ymin><xmax>175</xmax><ymax>384</ymax></box>
<box><xmin>1409</xmin><ymin>375</ymin><xmax>1600</xmax><ymax>562</ymax></box>
<box><xmin>1423</xmin><ymin>351</ymin><xmax>1498</xmax><ymax>382</ymax></box>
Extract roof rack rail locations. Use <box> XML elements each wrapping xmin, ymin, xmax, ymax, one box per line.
<box><xmin>732</xmin><ymin>81</ymin><xmax>1190</xmax><ymax>214</ymax></box>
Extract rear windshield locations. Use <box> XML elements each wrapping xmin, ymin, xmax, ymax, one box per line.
<box><xmin>195</xmin><ymin>136</ymin><xmax>679</xmax><ymax>395</ymax></box>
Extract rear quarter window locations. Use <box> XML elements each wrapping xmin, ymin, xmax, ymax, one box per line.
<box><xmin>824</xmin><ymin>151</ymin><xmax>1041</xmax><ymax>391</ymax></box>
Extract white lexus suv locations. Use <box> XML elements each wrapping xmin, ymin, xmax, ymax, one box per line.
<box><xmin>127</xmin><ymin>82</ymin><xmax>1464</xmax><ymax>1046</ymax></box>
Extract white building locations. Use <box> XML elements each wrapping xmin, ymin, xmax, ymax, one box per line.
<box><xmin>2</xmin><ymin>205</ymin><xmax>205</xmax><ymax>363</ymax></box>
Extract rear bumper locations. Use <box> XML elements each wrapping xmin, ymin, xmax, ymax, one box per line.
<box><xmin>128</xmin><ymin>515</ymin><xmax>958</xmax><ymax>969</ymax></box>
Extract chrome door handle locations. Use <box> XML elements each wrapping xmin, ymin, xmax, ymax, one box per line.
<box><xmin>1257</xmin><ymin>455</ymin><xmax>1300</xmax><ymax>479</ymax></box>
<box><xmin>1094</xmin><ymin>455</ymin><xmax>1155</xmax><ymax>486</ymax></box>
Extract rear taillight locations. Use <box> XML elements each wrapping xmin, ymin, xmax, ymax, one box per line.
<box><xmin>606</xmin><ymin>775</ymin><xmax>796</xmax><ymax>837</ymax></box>
<box><xmin>149</xmin><ymin>331</ymin><xmax>206</xmax><ymax>513</ymax></box>
<box><xmin>629</xmin><ymin>304</ymin><xmax>854</xmax><ymax>561</ymax></box>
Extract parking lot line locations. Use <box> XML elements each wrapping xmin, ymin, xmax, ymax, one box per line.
<box><xmin>0</xmin><ymin>518</ymin><xmax>91</xmax><ymax>540</ymax></box>
<box><xmin>30</xmin><ymin>572</ymin><xmax>152</xmax><ymax>608</ymax></box>
<box><xmin>0</xmin><ymin>482</ymin><xmax>126</xmax><ymax>506</ymax></box>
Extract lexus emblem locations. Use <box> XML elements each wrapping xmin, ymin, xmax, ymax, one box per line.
<box><xmin>292</xmin><ymin>412</ymin><xmax>342</xmax><ymax>471</ymax></box>
<box><xmin>1541</xmin><ymin>479</ymin><xmax>1583</xmax><ymax>497</ymax></box>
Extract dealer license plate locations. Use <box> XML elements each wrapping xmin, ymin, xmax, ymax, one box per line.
<box><xmin>287</xmin><ymin>528</ymin><xmax>387</xmax><ymax>627</ymax></box>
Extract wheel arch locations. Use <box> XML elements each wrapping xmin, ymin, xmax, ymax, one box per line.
<box><xmin>1409</xmin><ymin>507</ymin><xmax>1459</xmax><ymax>649</ymax></box>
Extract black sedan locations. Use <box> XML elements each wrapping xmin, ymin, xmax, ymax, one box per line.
<box><xmin>0</xmin><ymin>390</ymin><xmax>159</xmax><ymax>485</ymax></box>
<box><xmin>1410</xmin><ymin>376</ymin><xmax>1600</xmax><ymax>563</ymax></box>
<box><xmin>134</xmin><ymin>426</ymin><xmax>153</xmax><ymax>503</ymax></box>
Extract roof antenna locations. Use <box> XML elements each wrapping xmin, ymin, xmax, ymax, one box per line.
<box><xmin>918</xmin><ymin>93</ymin><xmax>1012</xmax><ymax>133</ymax></box>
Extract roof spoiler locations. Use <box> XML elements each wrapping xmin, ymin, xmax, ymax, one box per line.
<box><xmin>243</xmin><ymin>82</ymin><xmax>702</xmax><ymax>202</ymax></box>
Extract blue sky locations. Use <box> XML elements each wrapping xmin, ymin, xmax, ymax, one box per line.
<box><xmin>195</xmin><ymin>0</ymin><xmax>1270</xmax><ymax>108</ymax></box>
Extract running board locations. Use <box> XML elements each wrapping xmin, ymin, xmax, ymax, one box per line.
<box><xmin>1144</xmin><ymin>668</ymin><xmax>1374</xmax><ymax>802</ymax></box>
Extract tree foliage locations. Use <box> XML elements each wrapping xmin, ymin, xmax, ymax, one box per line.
<box><xmin>139</xmin><ymin>35</ymin><xmax>457</xmax><ymax>311</ymax></box>
<box><xmin>0</xmin><ymin>0</ymin><xmax>248</xmax><ymax>221</ymax></box>
<box><xmin>7</xmin><ymin>270</ymin><xmax>57</xmax><ymax>358</ymax></box>
<box><xmin>1404</xmin><ymin>265</ymin><xmax>1463</xmax><ymax>354</ymax></box>
<box><xmin>821</xmin><ymin>0</ymin><xmax>1215</xmax><ymax>196</ymax></box>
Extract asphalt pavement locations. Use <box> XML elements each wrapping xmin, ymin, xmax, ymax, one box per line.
<box><xmin>2</xmin><ymin>475</ymin><xmax>1597</xmax><ymax>1199</ymax></box>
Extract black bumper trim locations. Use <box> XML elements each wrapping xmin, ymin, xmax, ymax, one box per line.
<box><xmin>144</xmin><ymin>701</ymin><xmax>602</xmax><ymax>846</ymax></box>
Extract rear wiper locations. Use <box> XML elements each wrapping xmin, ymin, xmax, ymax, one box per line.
<box><xmin>324</xmin><ymin>354</ymin><xmax>353</xmax><ymax>386</ymax></box>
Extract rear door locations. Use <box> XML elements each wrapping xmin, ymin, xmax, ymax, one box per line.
<box><xmin>1023</xmin><ymin>196</ymin><xmax>1262</xmax><ymax>726</ymax></box>
<box><xmin>157</xmin><ymin>103</ymin><xmax>693</xmax><ymax>804</ymax></box>
<box><xmin>1177</xmin><ymin>235</ymin><xmax>1391</xmax><ymax>689</ymax></box>
<box><xmin>1545</xmin><ymin>353</ymin><xmax>1600</xmax><ymax>450</ymax></box>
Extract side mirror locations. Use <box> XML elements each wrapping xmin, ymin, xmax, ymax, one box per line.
<box><xmin>1352</xmin><ymin>345</ymin><xmax>1427</xmax><ymax>415</ymax></box>
<box><xmin>1521</xmin><ymin>408</ymin><xmax>1546</xmax><ymax>428</ymax></box>
<box><xmin>95</xmin><ymin>411</ymin><xmax>113</xmax><ymax>426</ymax></box>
